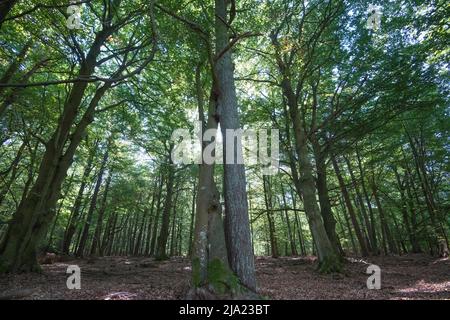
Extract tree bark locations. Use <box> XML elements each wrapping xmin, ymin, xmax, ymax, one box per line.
<box><xmin>0</xmin><ymin>27</ymin><xmax>114</xmax><ymax>272</ymax></box>
<box><xmin>76</xmin><ymin>145</ymin><xmax>109</xmax><ymax>257</ymax></box>
<box><xmin>263</xmin><ymin>176</ymin><xmax>279</xmax><ymax>258</ymax></box>
<box><xmin>62</xmin><ymin>145</ymin><xmax>97</xmax><ymax>254</ymax></box>
<box><xmin>332</xmin><ymin>156</ymin><xmax>369</xmax><ymax>256</ymax></box>
<box><xmin>355</xmin><ymin>148</ymin><xmax>379</xmax><ymax>254</ymax></box>
<box><xmin>215</xmin><ymin>0</ymin><xmax>256</xmax><ymax>290</ymax></box>
<box><xmin>312</xmin><ymin>141</ymin><xmax>343</xmax><ymax>257</ymax></box>
<box><xmin>90</xmin><ymin>168</ymin><xmax>113</xmax><ymax>256</ymax></box>
<box><xmin>155</xmin><ymin>158</ymin><xmax>175</xmax><ymax>260</ymax></box>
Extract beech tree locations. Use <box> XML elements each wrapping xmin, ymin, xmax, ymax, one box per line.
<box><xmin>0</xmin><ymin>0</ymin><xmax>448</xmax><ymax>298</ymax></box>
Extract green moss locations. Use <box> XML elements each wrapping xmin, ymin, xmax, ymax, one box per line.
<box><xmin>191</xmin><ymin>257</ymin><xmax>251</xmax><ymax>297</ymax></box>
<box><xmin>192</xmin><ymin>257</ymin><xmax>202</xmax><ymax>287</ymax></box>
<box><xmin>207</xmin><ymin>258</ymin><xmax>240</xmax><ymax>295</ymax></box>
<box><xmin>318</xmin><ymin>254</ymin><xmax>343</xmax><ymax>274</ymax></box>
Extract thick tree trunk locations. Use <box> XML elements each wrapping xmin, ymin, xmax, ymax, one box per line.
<box><xmin>0</xmin><ymin>29</ymin><xmax>113</xmax><ymax>272</ymax></box>
<box><xmin>312</xmin><ymin>142</ymin><xmax>343</xmax><ymax>257</ymax></box>
<box><xmin>190</xmin><ymin>59</ymin><xmax>235</xmax><ymax>297</ymax></box>
<box><xmin>286</xmin><ymin>95</ymin><xmax>341</xmax><ymax>269</ymax></box>
<box><xmin>215</xmin><ymin>0</ymin><xmax>256</xmax><ymax>291</ymax></box>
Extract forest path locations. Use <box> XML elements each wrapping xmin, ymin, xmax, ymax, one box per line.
<box><xmin>0</xmin><ymin>254</ymin><xmax>448</xmax><ymax>299</ymax></box>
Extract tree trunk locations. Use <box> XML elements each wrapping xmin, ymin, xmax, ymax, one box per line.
<box><xmin>145</xmin><ymin>176</ymin><xmax>160</xmax><ymax>256</ymax></box>
<box><xmin>0</xmin><ymin>29</ymin><xmax>113</xmax><ymax>272</ymax></box>
<box><xmin>169</xmin><ymin>189</ymin><xmax>180</xmax><ymax>257</ymax></box>
<box><xmin>188</xmin><ymin>181</ymin><xmax>196</xmax><ymax>257</ymax></box>
<box><xmin>62</xmin><ymin>146</ymin><xmax>97</xmax><ymax>254</ymax></box>
<box><xmin>332</xmin><ymin>156</ymin><xmax>369</xmax><ymax>256</ymax></box>
<box><xmin>355</xmin><ymin>148</ymin><xmax>379</xmax><ymax>254</ymax></box>
<box><xmin>190</xmin><ymin>60</ymin><xmax>234</xmax><ymax>297</ymax></box>
<box><xmin>394</xmin><ymin>166</ymin><xmax>421</xmax><ymax>253</ymax></box>
<box><xmin>155</xmin><ymin>159</ymin><xmax>175</xmax><ymax>260</ymax></box>
<box><xmin>371</xmin><ymin>181</ymin><xmax>398</xmax><ymax>255</ymax></box>
<box><xmin>90</xmin><ymin>168</ymin><xmax>113</xmax><ymax>256</ymax></box>
<box><xmin>263</xmin><ymin>176</ymin><xmax>279</xmax><ymax>258</ymax></box>
<box><xmin>312</xmin><ymin>142</ymin><xmax>344</xmax><ymax>257</ymax></box>
<box><xmin>215</xmin><ymin>0</ymin><xmax>256</xmax><ymax>290</ymax></box>
<box><xmin>281</xmin><ymin>184</ymin><xmax>297</xmax><ymax>256</ymax></box>
<box><xmin>76</xmin><ymin>146</ymin><xmax>109</xmax><ymax>257</ymax></box>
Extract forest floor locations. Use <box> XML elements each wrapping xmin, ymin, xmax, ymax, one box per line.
<box><xmin>0</xmin><ymin>254</ymin><xmax>448</xmax><ymax>300</ymax></box>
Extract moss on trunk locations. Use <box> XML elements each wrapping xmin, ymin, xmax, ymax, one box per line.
<box><xmin>318</xmin><ymin>254</ymin><xmax>343</xmax><ymax>274</ymax></box>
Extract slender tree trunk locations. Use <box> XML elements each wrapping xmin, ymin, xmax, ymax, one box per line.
<box><xmin>144</xmin><ymin>177</ymin><xmax>159</xmax><ymax>256</ymax></box>
<box><xmin>76</xmin><ymin>146</ymin><xmax>109</xmax><ymax>257</ymax></box>
<box><xmin>281</xmin><ymin>184</ymin><xmax>297</xmax><ymax>256</ymax></box>
<box><xmin>339</xmin><ymin>196</ymin><xmax>358</xmax><ymax>254</ymax></box>
<box><xmin>46</xmin><ymin>171</ymin><xmax>76</xmax><ymax>251</ymax></box>
<box><xmin>0</xmin><ymin>141</ymin><xmax>26</xmax><ymax>207</ymax></box>
<box><xmin>62</xmin><ymin>144</ymin><xmax>97</xmax><ymax>254</ymax></box>
<box><xmin>100</xmin><ymin>209</ymin><xmax>115</xmax><ymax>256</ymax></box>
<box><xmin>155</xmin><ymin>158</ymin><xmax>175</xmax><ymax>260</ymax></box>
<box><xmin>0</xmin><ymin>39</ymin><xmax>31</xmax><ymax>99</ymax></box>
<box><xmin>332</xmin><ymin>156</ymin><xmax>369</xmax><ymax>256</ymax></box>
<box><xmin>187</xmin><ymin>181</ymin><xmax>196</xmax><ymax>257</ymax></box>
<box><xmin>169</xmin><ymin>189</ymin><xmax>180</xmax><ymax>257</ymax></box>
<box><xmin>371</xmin><ymin>181</ymin><xmax>398</xmax><ymax>255</ymax></box>
<box><xmin>149</xmin><ymin>177</ymin><xmax>163</xmax><ymax>256</ymax></box>
<box><xmin>394</xmin><ymin>166</ymin><xmax>421</xmax><ymax>253</ymax></box>
<box><xmin>344</xmin><ymin>155</ymin><xmax>375</xmax><ymax>254</ymax></box>
<box><xmin>263</xmin><ymin>176</ymin><xmax>278</xmax><ymax>258</ymax></box>
<box><xmin>355</xmin><ymin>148</ymin><xmax>379</xmax><ymax>254</ymax></box>
<box><xmin>90</xmin><ymin>168</ymin><xmax>112</xmax><ymax>256</ymax></box>
<box><xmin>134</xmin><ymin>190</ymin><xmax>153</xmax><ymax>256</ymax></box>
<box><xmin>290</xmin><ymin>188</ymin><xmax>306</xmax><ymax>256</ymax></box>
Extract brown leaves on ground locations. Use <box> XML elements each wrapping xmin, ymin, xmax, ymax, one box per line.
<box><xmin>0</xmin><ymin>254</ymin><xmax>448</xmax><ymax>300</ymax></box>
